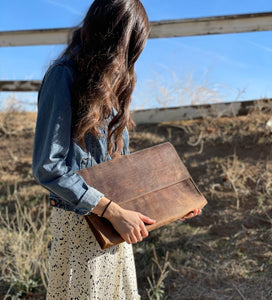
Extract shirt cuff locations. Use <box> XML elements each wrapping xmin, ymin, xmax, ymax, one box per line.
<box><xmin>74</xmin><ymin>187</ymin><xmax>104</xmax><ymax>215</ymax></box>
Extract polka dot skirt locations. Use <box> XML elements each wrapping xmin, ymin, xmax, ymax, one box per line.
<box><xmin>46</xmin><ymin>207</ymin><xmax>140</xmax><ymax>300</ymax></box>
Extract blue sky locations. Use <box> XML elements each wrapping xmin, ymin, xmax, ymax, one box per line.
<box><xmin>1</xmin><ymin>0</ymin><xmax>272</xmax><ymax>110</ymax></box>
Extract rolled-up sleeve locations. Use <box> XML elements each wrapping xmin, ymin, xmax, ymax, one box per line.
<box><xmin>32</xmin><ymin>64</ymin><xmax>104</xmax><ymax>215</ymax></box>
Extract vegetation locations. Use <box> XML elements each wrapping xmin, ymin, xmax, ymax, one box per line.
<box><xmin>0</xmin><ymin>99</ymin><xmax>272</xmax><ymax>299</ymax></box>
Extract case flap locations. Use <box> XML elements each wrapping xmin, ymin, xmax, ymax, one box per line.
<box><xmin>77</xmin><ymin>142</ymin><xmax>190</xmax><ymax>204</ymax></box>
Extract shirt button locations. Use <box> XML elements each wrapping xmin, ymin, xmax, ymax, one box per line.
<box><xmin>50</xmin><ymin>200</ymin><xmax>56</xmax><ymax>206</ymax></box>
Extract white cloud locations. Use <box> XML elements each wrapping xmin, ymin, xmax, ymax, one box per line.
<box><xmin>248</xmin><ymin>41</ymin><xmax>272</xmax><ymax>53</ymax></box>
<box><xmin>44</xmin><ymin>0</ymin><xmax>84</xmax><ymax>16</ymax></box>
<box><xmin>168</xmin><ymin>40</ymin><xmax>248</xmax><ymax>68</ymax></box>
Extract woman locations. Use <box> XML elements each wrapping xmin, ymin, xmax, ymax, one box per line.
<box><xmin>33</xmin><ymin>0</ymin><xmax>200</xmax><ymax>298</ymax></box>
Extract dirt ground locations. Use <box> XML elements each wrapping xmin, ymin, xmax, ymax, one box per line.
<box><xmin>0</xmin><ymin>101</ymin><xmax>272</xmax><ymax>299</ymax></box>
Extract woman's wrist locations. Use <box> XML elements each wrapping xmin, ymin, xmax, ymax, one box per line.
<box><xmin>92</xmin><ymin>197</ymin><xmax>122</xmax><ymax>221</ymax></box>
<box><xmin>103</xmin><ymin>201</ymin><xmax>122</xmax><ymax>221</ymax></box>
<box><xmin>101</xmin><ymin>200</ymin><xmax>112</xmax><ymax>217</ymax></box>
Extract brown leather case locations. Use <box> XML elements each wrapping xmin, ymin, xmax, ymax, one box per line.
<box><xmin>77</xmin><ymin>142</ymin><xmax>207</xmax><ymax>249</ymax></box>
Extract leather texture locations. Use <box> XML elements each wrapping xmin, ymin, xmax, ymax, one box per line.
<box><xmin>77</xmin><ymin>142</ymin><xmax>207</xmax><ymax>249</ymax></box>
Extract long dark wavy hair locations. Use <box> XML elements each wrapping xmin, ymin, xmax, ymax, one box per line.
<box><xmin>61</xmin><ymin>0</ymin><xmax>150</xmax><ymax>156</ymax></box>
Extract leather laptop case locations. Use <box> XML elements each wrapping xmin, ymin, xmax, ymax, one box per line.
<box><xmin>77</xmin><ymin>142</ymin><xmax>207</xmax><ymax>249</ymax></box>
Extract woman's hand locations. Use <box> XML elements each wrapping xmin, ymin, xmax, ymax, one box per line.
<box><xmin>181</xmin><ymin>208</ymin><xmax>201</xmax><ymax>221</ymax></box>
<box><xmin>103</xmin><ymin>201</ymin><xmax>156</xmax><ymax>244</ymax></box>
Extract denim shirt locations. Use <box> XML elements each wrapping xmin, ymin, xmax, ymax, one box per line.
<box><xmin>32</xmin><ymin>58</ymin><xmax>130</xmax><ymax>215</ymax></box>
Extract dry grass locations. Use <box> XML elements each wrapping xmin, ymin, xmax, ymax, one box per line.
<box><xmin>0</xmin><ymin>193</ymin><xmax>50</xmax><ymax>298</ymax></box>
<box><xmin>131</xmin><ymin>100</ymin><xmax>272</xmax><ymax>300</ymax></box>
<box><xmin>132</xmin><ymin>69</ymin><xmax>240</xmax><ymax>110</ymax></box>
<box><xmin>1</xmin><ymin>99</ymin><xmax>272</xmax><ymax>299</ymax></box>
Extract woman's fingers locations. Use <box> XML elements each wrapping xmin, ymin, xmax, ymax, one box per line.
<box><xmin>139</xmin><ymin>213</ymin><xmax>156</xmax><ymax>225</ymax></box>
<box><xmin>129</xmin><ymin>218</ymin><xmax>150</xmax><ymax>243</ymax></box>
<box><xmin>129</xmin><ymin>232</ymin><xmax>138</xmax><ymax>244</ymax></box>
<box><xmin>140</xmin><ymin>222</ymin><xmax>149</xmax><ymax>238</ymax></box>
<box><xmin>195</xmin><ymin>208</ymin><xmax>201</xmax><ymax>215</ymax></box>
<box><xmin>136</xmin><ymin>214</ymin><xmax>154</xmax><ymax>241</ymax></box>
<box><xmin>122</xmin><ymin>226</ymin><xmax>143</xmax><ymax>244</ymax></box>
<box><xmin>133</xmin><ymin>227</ymin><xmax>143</xmax><ymax>242</ymax></box>
<box><xmin>121</xmin><ymin>234</ymin><xmax>132</xmax><ymax>244</ymax></box>
<box><xmin>181</xmin><ymin>208</ymin><xmax>202</xmax><ymax>220</ymax></box>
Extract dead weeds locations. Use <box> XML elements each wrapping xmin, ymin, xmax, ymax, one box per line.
<box><xmin>1</xmin><ymin>100</ymin><xmax>272</xmax><ymax>299</ymax></box>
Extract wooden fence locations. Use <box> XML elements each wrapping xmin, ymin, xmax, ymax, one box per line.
<box><xmin>1</xmin><ymin>12</ymin><xmax>272</xmax><ymax>48</ymax></box>
<box><xmin>0</xmin><ymin>12</ymin><xmax>271</xmax><ymax>123</ymax></box>
<box><xmin>132</xmin><ymin>99</ymin><xmax>272</xmax><ymax>124</ymax></box>
<box><xmin>0</xmin><ymin>12</ymin><xmax>271</xmax><ymax>92</ymax></box>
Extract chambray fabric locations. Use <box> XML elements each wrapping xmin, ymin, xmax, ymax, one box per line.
<box><xmin>32</xmin><ymin>58</ymin><xmax>130</xmax><ymax>215</ymax></box>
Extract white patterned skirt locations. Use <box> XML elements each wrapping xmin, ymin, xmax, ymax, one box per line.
<box><xmin>47</xmin><ymin>207</ymin><xmax>140</xmax><ymax>300</ymax></box>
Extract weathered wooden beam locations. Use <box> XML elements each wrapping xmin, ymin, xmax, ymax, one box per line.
<box><xmin>0</xmin><ymin>80</ymin><xmax>41</xmax><ymax>91</ymax></box>
<box><xmin>0</xmin><ymin>28</ymin><xmax>69</xmax><ymax>47</ymax></box>
<box><xmin>0</xmin><ymin>12</ymin><xmax>271</xmax><ymax>47</ymax></box>
<box><xmin>131</xmin><ymin>99</ymin><xmax>272</xmax><ymax>124</ymax></box>
<box><xmin>149</xmin><ymin>12</ymin><xmax>272</xmax><ymax>38</ymax></box>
